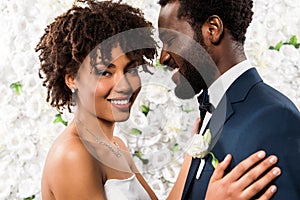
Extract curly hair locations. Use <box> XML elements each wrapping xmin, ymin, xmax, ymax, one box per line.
<box><xmin>158</xmin><ymin>0</ymin><xmax>253</xmax><ymax>44</ymax></box>
<box><xmin>36</xmin><ymin>0</ymin><xmax>157</xmax><ymax>112</ymax></box>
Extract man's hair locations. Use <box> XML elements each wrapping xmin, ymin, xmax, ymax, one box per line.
<box><xmin>158</xmin><ymin>0</ymin><xmax>253</xmax><ymax>44</ymax></box>
<box><xmin>36</xmin><ymin>0</ymin><xmax>157</xmax><ymax>112</ymax></box>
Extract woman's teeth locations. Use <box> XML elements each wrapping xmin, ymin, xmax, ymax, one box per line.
<box><xmin>111</xmin><ymin>99</ymin><xmax>129</xmax><ymax>105</ymax></box>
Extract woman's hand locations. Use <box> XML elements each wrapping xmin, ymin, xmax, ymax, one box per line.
<box><xmin>205</xmin><ymin>151</ymin><xmax>281</xmax><ymax>200</ymax></box>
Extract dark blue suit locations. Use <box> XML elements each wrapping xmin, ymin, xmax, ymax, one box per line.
<box><xmin>182</xmin><ymin>68</ymin><xmax>300</xmax><ymax>199</ymax></box>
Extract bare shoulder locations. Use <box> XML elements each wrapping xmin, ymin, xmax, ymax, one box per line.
<box><xmin>44</xmin><ymin>129</ymin><xmax>97</xmax><ymax>173</ymax></box>
<box><xmin>42</xmin><ymin>124</ymin><xmax>105</xmax><ymax>199</ymax></box>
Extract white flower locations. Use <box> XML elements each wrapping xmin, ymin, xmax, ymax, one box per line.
<box><xmin>162</xmin><ymin>165</ymin><xmax>180</xmax><ymax>183</ymax></box>
<box><xmin>150</xmin><ymin>147</ymin><xmax>172</xmax><ymax>170</ymax></box>
<box><xmin>129</xmin><ymin>109</ymin><xmax>148</xmax><ymax>128</ymax></box>
<box><xmin>147</xmin><ymin>106</ymin><xmax>167</xmax><ymax>128</ymax></box>
<box><xmin>263</xmin><ymin>12</ymin><xmax>282</xmax><ymax>32</ymax></box>
<box><xmin>138</xmin><ymin>127</ymin><xmax>162</xmax><ymax>146</ymax></box>
<box><xmin>187</xmin><ymin>129</ymin><xmax>211</xmax><ymax>158</ymax></box>
<box><xmin>148</xmin><ymin>179</ymin><xmax>166</xmax><ymax>198</ymax></box>
<box><xmin>164</xmin><ymin>114</ymin><xmax>182</xmax><ymax>134</ymax></box>
<box><xmin>0</xmin><ymin>159</ymin><xmax>15</xmax><ymax>199</ymax></box>
<box><xmin>17</xmin><ymin>177</ymin><xmax>39</xmax><ymax>198</ymax></box>
<box><xmin>23</xmin><ymin>95</ymin><xmax>42</xmax><ymax>119</ymax></box>
<box><xmin>284</xmin><ymin>0</ymin><xmax>300</xmax><ymax>7</ymax></box>
<box><xmin>144</xmin><ymin>84</ymin><xmax>169</xmax><ymax>104</ymax></box>
<box><xmin>17</xmin><ymin>140</ymin><xmax>37</xmax><ymax>162</ymax></box>
<box><xmin>279</xmin><ymin>45</ymin><xmax>300</xmax><ymax>63</ymax></box>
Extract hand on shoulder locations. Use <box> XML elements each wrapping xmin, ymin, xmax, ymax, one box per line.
<box><xmin>205</xmin><ymin>151</ymin><xmax>281</xmax><ymax>200</ymax></box>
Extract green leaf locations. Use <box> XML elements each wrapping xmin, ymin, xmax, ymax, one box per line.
<box><xmin>289</xmin><ymin>35</ymin><xmax>297</xmax><ymax>45</ymax></box>
<box><xmin>131</xmin><ymin>128</ymin><xmax>142</xmax><ymax>135</ymax></box>
<box><xmin>53</xmin><ymin>114</ymin><xmax>68</xmax><ymax>126</ymax></box>
<box><xmin>141</xmin><ymin>105</ymin><xmax>150</xmax><ymax>116</ymax></box>
<box><xmin>208</xmin><ymin>152</ymin><xmax>219</xmax><ymax>169</ymax></box>
<box><xmin>183</xmin><ymin>109</ymin><xmax>194</xmax><ymax>113</ymax></box>
<box><xmin>10</xmin><ymin>81</ymin><xmax>22</xmax><ymax>95</ymax></box>
<box><xmin>172</xmin><ymin>143</ymin><xmax>179</xmax><ymax>152</ymax></box>
<box><xmin>156</xmin><ymin>59</ymin><xmax>162</xmax><ymax>67</ymax></box>
<box><xmin>155</xmin><ymin>59</ymin><xmax>168</xmax><ymax>71</ymax></box>
<box><xmin>133</xmin><ymin>150</ymin><xmax>149</xmax><ymax>164</ymax></box>
<box><xmin>275</xmin><ymin>41</ymin><xmax>283</xmax><ymax>51</ymax></box>
<box><xmin>270</xmin><ymin>36</ymin><xmax>300</xmax><ymax>50</ymax></box>
<box><xmin>269</xmin><ymin>41</ymin><xmax>283</xmax><ymax>51</ymax></box>
<box><xmin>23</xmin><ymin>195</ymin><xmax>35</xmax><ymax>200</ymax></box>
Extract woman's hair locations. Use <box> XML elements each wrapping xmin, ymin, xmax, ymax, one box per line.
<box><xmin>36</xmin><ymin>0</ymin><xmax>157</xmax><ymax>112</ymax></box>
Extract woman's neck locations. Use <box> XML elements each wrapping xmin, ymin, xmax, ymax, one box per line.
<box><xmin>74</xmin><ymin>108</ymin><xmax>115</xmax><ymax>142</ymax></box>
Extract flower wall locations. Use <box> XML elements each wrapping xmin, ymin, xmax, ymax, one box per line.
<box><xmin>0</xmin><ymin>0</ymin><xmax>299</xmax><ymax>199</ymax></box>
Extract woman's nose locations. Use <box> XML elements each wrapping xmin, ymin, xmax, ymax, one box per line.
<box><xmin>114</xmin><ymin>74</ymin><xmax>133</xmax><ymax>94</ymax></box>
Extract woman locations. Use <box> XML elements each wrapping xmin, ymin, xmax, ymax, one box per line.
<box><xmin>36</xmin><ymin>0</ymin><xmax>280</xmax><ymax>199</ymax></box>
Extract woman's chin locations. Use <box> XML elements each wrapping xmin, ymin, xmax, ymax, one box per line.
<box><xmin>113</xmin><ymin>113</ymin><xmax>130</xmax><ymax>123</ymax></box>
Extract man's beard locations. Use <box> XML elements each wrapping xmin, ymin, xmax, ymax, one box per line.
<box><xmin>173</xmin><ymin>30</ymin><xmax>216</xmax><ymax>99</ymax></box>
<box><xmin>174</xmin><ymin>61</ymin><xmax>207</xmax><ymax>99</ymax></box>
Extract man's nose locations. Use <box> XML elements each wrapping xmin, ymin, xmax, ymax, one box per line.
<box><xmin>160</xmin><ymin>49</ymin><xmax>171</xmax><ymax>65</ymax></box>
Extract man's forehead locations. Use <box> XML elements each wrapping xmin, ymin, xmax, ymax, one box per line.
<box><xmin>158</xmin><ymin>3</ymin><xmax>194</xmax><ymax>39</ymax></box>
<box><xmin>158</xmin><ymin>1</ymin><xmax>180</xmax><ymax>28</ymax></box>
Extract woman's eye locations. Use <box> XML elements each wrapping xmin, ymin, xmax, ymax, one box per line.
<box><xmin>94</xmin><ymin>68</ymin><xmax>111</xmax><ymax>77</ymax></box>
<box><xmin>101</xmin><ymin>71</ymin><xmax>112</xmax><ymax>76</ymax></box>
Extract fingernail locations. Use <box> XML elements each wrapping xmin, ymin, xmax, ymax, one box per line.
<box><xmin>269</xmin><ymin>156</ymin><xmax>278</xmax><ymax>164</ymax></box>
<box><xmin>257</xmin><ymin>151</ymin><xmax>266</xmax><ymax>158</ymax></box>
<box><xmin>270</xmin><ymin>185</ymin><xmax>277</xmax><ymax>193</ymax></box>
<box><xmin>272</xmin><ymin>168</ymin><xmax>281</xmax><ymax>176</ymax></box>
<box><xmin>224</xmin><ymin>154</ymin><xmax>230</xmax><ymax>161</ymax></box>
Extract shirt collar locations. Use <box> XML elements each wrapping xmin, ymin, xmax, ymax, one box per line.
<box><xmin>207</xmin><ymin>60</ymin><xmax>253</xmax><ymax>108</ymax></box>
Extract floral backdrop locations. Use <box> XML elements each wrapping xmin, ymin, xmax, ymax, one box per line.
<box><xmin>0</xmin><ymin>0</ymin><xmax>299</xmax><ymax>199</ymax></box>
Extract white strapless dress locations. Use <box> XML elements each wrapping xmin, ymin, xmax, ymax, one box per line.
<box><xmin>104</xmin><ymin>174</ymin><xmax>151</xmax><ymax>200</ymax></box>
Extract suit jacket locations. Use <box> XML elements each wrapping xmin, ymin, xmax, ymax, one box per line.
<box><xmin>182</xmin><ymin>68</ymin><xmax>300</xmax><ymax>199</ymax></box>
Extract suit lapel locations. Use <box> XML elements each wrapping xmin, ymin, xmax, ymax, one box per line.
<box><xmin>208</xmin><ymin>68</ymin><xmax>263</xmax><ymax>149</ymax></box>
<box><xmin>208</xmin><ymin>96</ymin><xmax>233</xmax><ymax>151</ymax></box>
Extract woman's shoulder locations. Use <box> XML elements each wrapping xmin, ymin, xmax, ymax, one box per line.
<box><xmin>49</xmin><ymin>127</ymin><xmax>94</xmax><ymax>164</ymax></box>
<box><xmin>43</xmin><ymin>124</ymin><xmax>103</xmax><ymax>185</ymax></box>
<box><xmin>42</xmin><ymin>123</ymin><xmax>107</xmax><ymax>199</ymax></box>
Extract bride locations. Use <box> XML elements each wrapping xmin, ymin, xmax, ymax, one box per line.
<box><xmin>36</xmin><ymin>0</ymin><xmax>280</xmax><ymax>199</ymax></box>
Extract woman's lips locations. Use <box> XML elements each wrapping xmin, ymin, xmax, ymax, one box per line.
<box><xmin>110</xmin><ymin>97</ymin><xmax>132</xmax><ymax>111</ymax></box>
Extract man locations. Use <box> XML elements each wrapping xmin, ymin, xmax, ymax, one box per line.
<box><xmin>158</xmin><ymin>0</ymin><xmax>300</xmax><ymax>199</ymax></box>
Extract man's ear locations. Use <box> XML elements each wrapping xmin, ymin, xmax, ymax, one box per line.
<box><xmin>65</xmin><ymin>74</ymin><xmax>77</xmax><ymax>91</ymax></box>
<box><xmin>203</xmin><ymin>15</ymin><xmax>223</xmax><ymax>44</ymax></box>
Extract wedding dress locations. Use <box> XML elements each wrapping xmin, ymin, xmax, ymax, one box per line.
<box><xmin>104</xmin><ymin>174</ymin><xmax>151</xmax><ymax>200</ymax></box>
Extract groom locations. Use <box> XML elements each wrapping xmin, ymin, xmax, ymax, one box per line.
<box><xmin>158</xmin><ymin>0</ymin><xmax>300</xmax><ymax>199</ymax></box>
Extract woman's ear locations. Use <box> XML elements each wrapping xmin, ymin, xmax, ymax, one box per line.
<box><xmin>65</xmin><ymin>74</ymin><xmax>77</xmax><ymax>92</ymax></box>
<box><xmin>203</xmin><ymin>15</ymin><xmax>224</xmax><ymax>45</ymax></box>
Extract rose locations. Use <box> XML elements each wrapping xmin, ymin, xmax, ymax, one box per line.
<box><xmin>187</xmin><ymin>129</ymin><xmax>219</xmax><ymax>168</ymax></box>
<box><xmin>187</xmin><ymin>129</ymin><xmax>212</xmax><ymax>159</ymax></box>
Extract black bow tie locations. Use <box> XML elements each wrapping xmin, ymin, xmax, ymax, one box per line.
<box><xmin>198</xmin><ymin>90</ymin><xmax>215</xmax><ymax>119</ymax></box>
